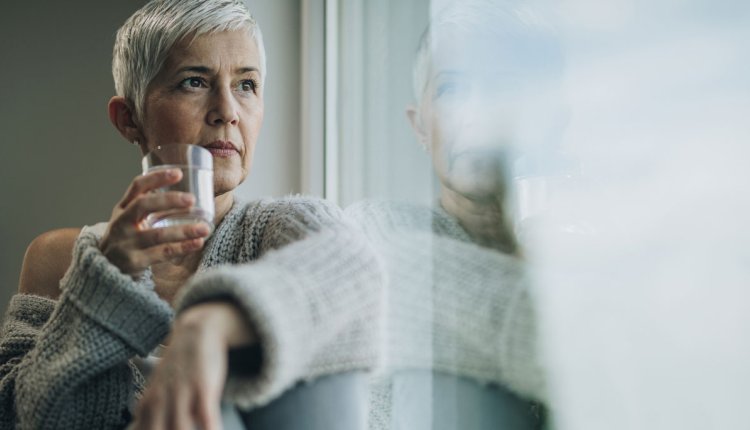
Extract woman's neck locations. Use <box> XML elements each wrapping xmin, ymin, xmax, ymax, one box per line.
<box><xmin>214</xmin><ymin>191</ymin><xmax>234</xmax><ymax>227</ymax></box>
<box><xmin>440</xmin><ymin>186</ymin><xmax>518</xmax><ymax>254</ymax></box>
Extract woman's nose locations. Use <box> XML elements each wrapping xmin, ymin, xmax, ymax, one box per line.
<box><xmin>206</xmin><ymin>88</ymin><xmax>240</xmax><ymax>126</ymax></box>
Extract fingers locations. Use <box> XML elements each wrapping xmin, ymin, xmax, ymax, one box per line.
<box><xmin>131</xmin><ymin>318</ymin><xmax>230</xmax><ymax>430</ymax></box>
<box><xmin>102</xmin><ymin>225</ymin><xmax>208</xmax><ymax>275</ymax></box>
<box><xmin>194</xmin><ymin>392</ymin><xmax>223</xmax><ymax>430</ymax></box>
<box><xmin>167</xmin><ymin>388</ymin><xmax>193</xmax><ymax>430</ymax></box>
<box><xmin>135</xmin><ymin>391</ymin><xmax>222</xmax><ymax>430</ymax></box>
<box><xmin>124</xmin><ymin>191</ymin><xmax>195</xmax><ymax>226</ymax></box>
<box><xmin>100</xmin><ymin>166</ymin><xmax>213</xmax><ymax>275</ymax></box>
<box><xmin>140</xmin><ymin>237</ymin><xmax>206</xmax><ymax>264</ymax></box>
<box><xmin>136</xmin><ymin>191</ymin><xmax>195</xmax><ymax>224</ymax></box>
<box><xmin>136</xmin><ymin>223</ymin><xmax>210</xmax><ymax>249</ymax></box>
<box><xmin>120</xmin><ymin>168</ymin><xmax>183</xmax><ymax>209</ymax></box>
<box><xmin>133</xmin><ymin>389</ymin><xmax>166</xmax><ymax>430</ymax></box>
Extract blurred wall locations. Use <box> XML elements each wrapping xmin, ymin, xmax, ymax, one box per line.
<box><xmin>0</xmin><ymin>0</ymin><xmax>301</xmax><ymax>312</ymax></box>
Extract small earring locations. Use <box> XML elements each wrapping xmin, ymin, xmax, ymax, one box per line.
<box><xmin>132</xmin><ymin>140</ymin><xmax>139</xmax><ymax>146</ymax></box>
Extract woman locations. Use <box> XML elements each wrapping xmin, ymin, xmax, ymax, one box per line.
<box><xmin>0</xmin><ymin>1</ymin><xmax>382</xmax><ymax>429</ymax></box>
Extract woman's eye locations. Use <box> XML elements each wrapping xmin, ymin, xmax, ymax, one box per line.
<box><xmin>239</xmin><ymin>79</ymin><xmax>257</xmax><ymax>93</ymax></box>
<box><xmin>179</xmin><ymin>77</ymin><xmax>205</xmax><ymax>89</ymax></box>
<box><xmin>436</xmin><ymin>82</ymin><xmax>460</xmax><ymax>98</ymax></box>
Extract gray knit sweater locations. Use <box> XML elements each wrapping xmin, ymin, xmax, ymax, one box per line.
<box><xmin>0</xmin><ymin>196</ymin><xmax>543</xmax><ymax>430</ymax></box>
<box><xmin>0</xmin><ymin>196</ymin><xmax>384</xmax><ymax>429</ymax></box>
<box><xmin>344</xmin><ymin>200</ymin><xmax>545</xmax><ymax>430</ymax></box>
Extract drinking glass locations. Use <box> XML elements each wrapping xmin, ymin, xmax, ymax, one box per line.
<box><xmin>141</xmin><ymin>144</ymin><xmax>214</xmax><ymax>232</ymax></box>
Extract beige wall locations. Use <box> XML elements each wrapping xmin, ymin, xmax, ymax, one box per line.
<box><xmin>0</xmin><ymin>1</ymin><xmax>301</xmax><ymax>312</ymax></box>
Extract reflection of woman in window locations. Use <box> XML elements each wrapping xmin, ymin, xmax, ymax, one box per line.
<box><xmin>347</xmin><ymin>1</ymin><xmax>563</xmax><ymax>427</ymax></box>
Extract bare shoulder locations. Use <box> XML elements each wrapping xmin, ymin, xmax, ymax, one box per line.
<box><xmin>18</xmin><ymin>228</ymin><xmax>82</xmax><ymax>300</ymax></box>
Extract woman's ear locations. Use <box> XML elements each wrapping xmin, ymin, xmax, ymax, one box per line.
<box><xmin>108</xmin><ymin>96</ymin><xmax>143</xmax><ymax>144</ymax></box>
<box><xmin>406</xmin><ymin>104</ymin><xmax>429</xmax><ymax>152</ymax></box>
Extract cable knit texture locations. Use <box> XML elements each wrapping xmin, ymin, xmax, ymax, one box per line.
<box><xmin>0</xmin><ymin>196</ymin><xmax>384</xmax><ymax>429</ymax></box>
<box><xmin>175</xmin><ymin>197</ymin><xmax>384</xmax><ymax>409</ymax></box>
<box><xmin>0</xmin><ymin>226</ymin><xmax>172</xmax><ymax>430</ymax></box>
<box><xmin>0</xmin><ymin>196</ymin><xmax>540</xmax><ymax>430</ymax></box>
<box><xmin>344</xmin><ymin>200</ymin><xmax>545</xmax><ymax>430</ymax></box>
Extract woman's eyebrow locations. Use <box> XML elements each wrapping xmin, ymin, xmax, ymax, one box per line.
<box><xmin>175</xmin><ymin>65</ymin><xmax>212</xmax><ymax>75</ymax></box>
<box><xmin>434</xmin><ymin>70</ymin><xmax>465</xmax><ymax>80</ymax></box>
<box><xmin>235</xmin><ymin>66</ymin><xmax>260</xmax><ymax>74</ymax></box>
<box><xmin>173</xmin><ymin>66</ymin><xmax>260</xmax><ymax>75</ymax></box>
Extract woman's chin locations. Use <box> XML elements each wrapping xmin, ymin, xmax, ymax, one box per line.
<box><xmin>445</xmin><ymin>158</ymin><xmax>508</xmax><ymax>200</ymax></box>
<box><xmin>212</xmin><ymin>174</ymin><xmax>243</xmax><ymax>197</ymax></box>
<box><xmin>450</xmin><ymin>181</ymin><xmax>506</xmax><ymax>201</ymax></box>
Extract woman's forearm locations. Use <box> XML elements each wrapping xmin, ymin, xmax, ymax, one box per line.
<box><xmin>10</xmin><ymin>230</ymin><xmax>173</xmax><ymax>429</ymax></box>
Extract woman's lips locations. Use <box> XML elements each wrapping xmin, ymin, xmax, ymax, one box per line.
<box><xmin>206</xmin><ymin>147</ymin><xmax>238</xmax><ymax>158</ymax></box>
<box><xmin>204</xmin><ymin>141</ymin><xmax>239</xmax><ymax>158</ymax></box>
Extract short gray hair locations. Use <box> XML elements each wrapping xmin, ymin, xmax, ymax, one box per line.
<box><xmin>412</xmin><ymin>0</ymin><xmax>561</xmax><ymax>103</ymax></box>
<box><xmin>113</xmin><ymin>0</ymin><xmax>266</xmax><ymax>120</ymax></box>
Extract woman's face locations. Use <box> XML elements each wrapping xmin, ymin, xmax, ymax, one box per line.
<box><xmin>138</xmin><ymin>29</ymin><xmax>264</xmax><ymax>196</ymax></box>
<box><xmin>417</xmin><ymin>31</ymin><xmax>563</xmax><ymax>201</ymax></box>
<box><xmin>418</xmin><ymin>33</ymin><xmax>519</xmax><ymax>200</ymax></box>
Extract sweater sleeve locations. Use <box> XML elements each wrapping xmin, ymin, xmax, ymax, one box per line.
<box><xmin>0</xmin><ymin>228</ymin><xmax>173</xmax><ymax>430</ymax></box>
<box><xmin>346</xmin><ymin>200</ymin><xmax>547</xmax><ymax>402</ymax></box>
<box><xmin>375</xmin><ymin>230</ymin><xmax>545</xmax><ymax>401</ymax></box>
<box><xmin>174</xmin><ymin>197</ymin><xmax>385</xmax><ymax>410</ymax></box>
<box><xmin>255</xmin><ymin>196</ymin><xmax>347</xmax><ymax>252</ymax></box>
<box><xmin>0</xmin><ymin>295</ymin><xmax>56</xmax><ymax>428</ymax></box>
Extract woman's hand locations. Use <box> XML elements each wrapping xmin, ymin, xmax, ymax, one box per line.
<box><xmin>131</xmin><ymin>302</ymin><xmax>255</xmax><ymax>430</ymax></box>
<box><xmin>99</xmin><ymin>169</ymin><xmax>211</xmax><ymax>276</ymax></box>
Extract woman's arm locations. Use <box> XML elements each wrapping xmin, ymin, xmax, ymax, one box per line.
<box><xmin>130</xmin><ymin>301</ymin><xmax>253</xmax><ymax>430</ymax></box>
<box><xmin>1</xmin><ymin>228</ymin><xmax>174</xmax><ymax>429</ymax></box>
<box><xmin>2</xmin><ymin>169</ymin><xmax>208</xmax><ymax>429</ymax></box>
<box><xmin>133</xmin><ymin>197</ymin><xmax>385</xmax><ymax>429</ymax></box>
<box><xmin>1</xmin><ymin>229</ymin><xmax>78</xmax><ymax>427</ymax></box>
<box><xmin>184</xmin><ymin>198</ymin><xmax>384</xmax><ymax>404</ymax></box>
<box><xmin>346</xmin><ymin>200</ymin><xmax>546</xmax><ymax>402</ymax></box>
<box><xmin>0</xmin><ymin>294</ymin><xmax>56</xmax><ymax>429</ymax></box>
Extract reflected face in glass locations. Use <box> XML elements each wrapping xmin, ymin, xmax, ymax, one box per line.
<box><xmin>418</xmin><ymin>33</ymin><xmax>522</xmax><ymax>200</ymax></box>
<box><xmin>415</xmin><ymin>30</ymin><xmax>562</xmax><ymax>200</ymax></box>
<box><xmin>138</xmin><ymin>29</ymin><xmax>265</xmax><ymax>196</ymax></box>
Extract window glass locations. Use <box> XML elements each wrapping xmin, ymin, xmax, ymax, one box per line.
<box><xmin>333</xmin><ymin>0</ymin><xmax>750</xmax><ymax>429</ymax></box>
